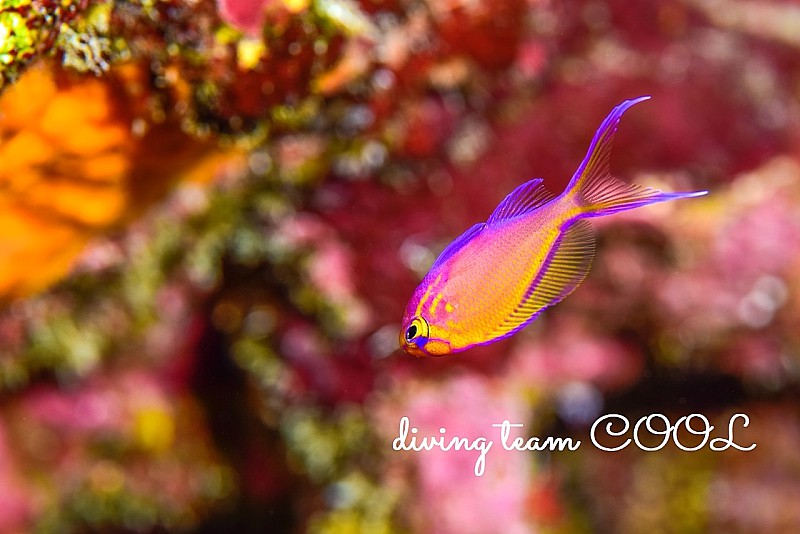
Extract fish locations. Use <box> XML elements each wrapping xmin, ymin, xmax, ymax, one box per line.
<box><xmin>399</xmin><ymin>96</ymin><xmax>707</xmax><ymax>357</ymax></box>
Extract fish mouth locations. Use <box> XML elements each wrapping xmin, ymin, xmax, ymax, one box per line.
<box><xmin>401</xmin><ymin>342</ymin><xmax>428</xmax><ymax>358</ymax></box>
<box><xmin>400</xmin><ymin>337</ymin><xmax>454</xmax><ymax>357</ymax></box>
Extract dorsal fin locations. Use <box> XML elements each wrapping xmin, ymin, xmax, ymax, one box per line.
<box><xmin>487</xmin><ymin>179</ymin><xmax>554</xmax><ymax>225</ymax></box>
<box><xmin>490</xmin><ymin>220</ymin><xmax>595</xmax><ymax>340</ymax></box>
<box><xmin>429</xmin><ymin>222</ymin><xmax>486</xmax><ymax>271</ymax></box>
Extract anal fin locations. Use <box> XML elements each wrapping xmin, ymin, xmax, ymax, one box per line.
<box><xmin>491</xmin><ymin>220</ymin><xmax>595</xmax><ymax>339</ymax></box>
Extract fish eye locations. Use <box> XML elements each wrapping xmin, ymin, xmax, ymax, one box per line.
<box><xmin>405</xmin><ymin>324</ymin><xmax>418</xmax><ymax>342</ymax></box>
<box><xmin>404</xmin><ymin>317</ymin><xmax>429</xmax><ymax>344</ymax></box>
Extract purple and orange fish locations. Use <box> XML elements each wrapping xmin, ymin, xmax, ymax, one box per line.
<box><xmin>399</xmin><ymin>96</ymin><xmax>707</xmax><ymax>357</ymax></box>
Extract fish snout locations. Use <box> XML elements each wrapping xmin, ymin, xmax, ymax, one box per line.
<box><xmin>399</xmin><ymin>330</ymin><xmax>454</xmax><ymax>357</ymax></box>
<box><xmin>401</xmin><ymin>340</ymin><xmax>428</xmax><ymax>358</ymax></box>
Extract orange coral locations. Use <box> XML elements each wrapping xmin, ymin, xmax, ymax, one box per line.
<box><xmin>0</xmin><ymin>61</ymin><xmax>227</xmax><ymax>299</ymax></box>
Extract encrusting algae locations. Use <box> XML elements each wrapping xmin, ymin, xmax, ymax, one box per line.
<box><xmin>0</xmin><ymin>0</ymin><xmax>90</xmax><ymax>89</ymax></box>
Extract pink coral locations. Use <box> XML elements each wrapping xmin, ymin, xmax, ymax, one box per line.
<box><xmin>217</xmin><ymin>0</ymin><xmax>270</xmax><ymax>36</ymax></box>
<box><xmin>377</xmin><ymin>373</ymin><xmax>534</xmax><ymax>534</ymax></box>
<box><xmin>0</xmin><ymin>421</ymin><xmax>32</xmax><ymax>532</ymax></box>
<box><xmin>507</xmin><ymin>317</ymin><xmax>643</xmax><ymax>391</ymax></box>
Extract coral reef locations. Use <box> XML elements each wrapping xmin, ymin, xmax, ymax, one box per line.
<box><xmin>1</xmin><ymin>0</ymin><xmax>800</xmax><ymax>531</ymax></box>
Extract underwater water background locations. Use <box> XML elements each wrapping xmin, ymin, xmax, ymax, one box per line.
<box><xmin>1</xmin><ymin>0</ymin><xmax>800</xmax><ymax>532</ymax></box>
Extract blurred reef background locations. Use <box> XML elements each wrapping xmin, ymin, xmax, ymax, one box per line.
<box><xmin>2</xmin><ymin>0</ymin><xmax>800</xmax><ymax>532</ymax></box>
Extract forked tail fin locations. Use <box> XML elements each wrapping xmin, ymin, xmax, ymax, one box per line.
<box><xmin>566</xmin><ymin>96</ymin><xmax>707</xmax><ymax>216</ymax></box>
